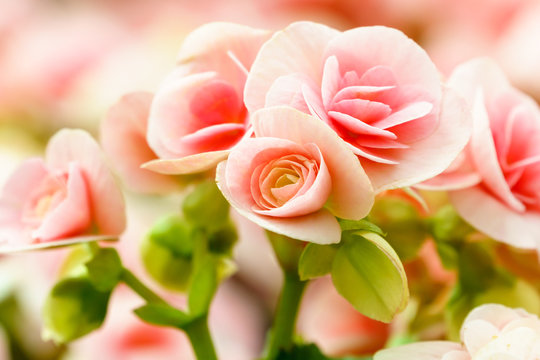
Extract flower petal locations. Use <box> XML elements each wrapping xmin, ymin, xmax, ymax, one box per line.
<box><xmin>374</xmin><ymin>341</ymin><xmax>465</xmax><ymax>360</ymax></box>
<box><xmin>142</xmin><ymin>150</ymin><xmax>230</xmax><ymax>175</ymax></box>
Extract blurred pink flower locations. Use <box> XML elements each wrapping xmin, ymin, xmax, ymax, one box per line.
<box><xmin>244</xmin><ymin>21</ymin><xmax>471</xmax><ymax>191</ymax></box>
<box><xmin>101</xmin><ymin>92</ymin><xmax>179</xmax><ymax>194</ymax></box>
<box><xmin>375</xmin><ymin>304</ymin><xmax>540</xmax><ymax>359</ymax></box>
<box><xmin>424</xmin><ymin>58</ymin><xmax>540</xmax><ymax>250</ymax></box>
<box><xmin>0</xmin><ymin>129</ymin><xmax>125</xmax><ymax>251</ymax></box>
<box><xmin>216</xmin><ymin>106</ymin><xmax>373</xmax><ymax>244</ymax></box>
<box><xmin>143</xmin><ymin>22</ymin><xmax>271</xmax><ymax>175</ymax></box>
<box><xmin>298</xmin><ymin>277</ymin><xmax>390</xmax><ymax>356</ymax></box>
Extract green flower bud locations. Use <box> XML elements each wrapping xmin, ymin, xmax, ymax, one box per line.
<box><xmin>43</xmin><ymin>277</ymin><xmax>110</xmax><ymax>343</ymax></box>
<box><xmin>182</xmin><ymin>180</ymin><xmax>229</xmax><ymax>232</ymax></box>
<box><xmin>141</xmin><ymin>215</ymin><xmax>200</xmax><ymax>291</ymax></box>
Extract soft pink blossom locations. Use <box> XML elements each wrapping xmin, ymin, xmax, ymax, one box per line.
<box><xmin>375</xmin><ymin>304</ymin><xmax>540</xmax><ymax>360</ymax></box>
<box><xmin>298</xmin><ymin>277</ymin><xmax>390</xmax><ymax>356</ymax></box>
<box><xmin>0</xmin><ymin>129</ymin><xmax>125</xmax><ymax>252</ymax></box>
<box><xmin>101</xmin><ymin>92</ymin><xmax>179</xmax><ymax>194</ymax></box>
<box><xmin>216</xmin><ymin>106</ymin><xmax>373</xmax><ymax>244</ymax></box>
<box><xmin>423</xmin><ymin>58</ymin><xmax>540</xmax><ymax>250</ymax></box>
<box><xmin>244</xmin><ymin>21</ymin><xmax>471</xmax><ymax>192</ymax></box>
<box><xmin>143</xmin><ymin>22</ymin><xmax>271</xmax><ymax>175</ymax></box>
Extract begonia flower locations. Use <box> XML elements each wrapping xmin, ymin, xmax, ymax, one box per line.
<box><xmin>375</xmin><ymin>304</ymin><xmax>540</xmax><ymax>360</ymax></box>
<box><xmin>0</xmin><ymin>129</ymin><xmax>125</xmax><ymax>252</ymax></box>
<box><xmin>216</xmin><ymin>106</ymin><xmax>373</xmax><ymax>244</ymax></box>
<box><xmin>143</xmin><ymin>22</ymin><xmax>271</xmax><ymax>175</ymax></box>
<box><xmin>422</xmin><ymin>58</ymin><xmax>540</xmax><ymax>250</ymax></box>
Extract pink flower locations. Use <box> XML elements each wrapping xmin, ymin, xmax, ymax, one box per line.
<box><xmin>0</xmin><ymin>129</ymin><xmax>125</xmax><ymax>252</ymax></box>
<box><xmin>424</xmin><ymin>58</ymin><xmax>540</xmax><ymax>250</ymax></box>
<box><xmin>143</xmin><ymin>22</ymin><xmax>271</xmax><ymax>175</ymax></box>
<box><xmin>216</xmin><ymin>106</ymin><xmax>373</xmax><ymax>244</ymax></box>
<box><xmin>375</xmin><ymin>304</ymin><xmax>540</xmax><ymax>360</ymax></box>
<box><xmin>298</xmin><ymin>277</ymin><xmax>390</xmax><ymax>356</ymax></box>
<box><xmin>244</xmin><ymin>21</ymin><xmax>471</xmax><ymax>191</ymax></box>
<box><xmin>100</xmin><ymin>92</ymin><xmax>179</xmax><ymax>194</ymax></box>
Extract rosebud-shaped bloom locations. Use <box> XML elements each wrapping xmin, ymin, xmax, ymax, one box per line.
<box><xmin>0</xmin><ymin>129</ymin><xmax>125</xmax><ymax>252</ymax></box>
<box><xmin>216</xmin><ymin>106</ymin><xmax>374</xmax><ymax>244</ymax></box>
<box><xmin>143</xmin><ymin>22</ymin><xmax>271</xmax><ymax>175</ymax></box>
<box><xmin>101</xmin><ymin>92</ymin><xmax>179</xmax><ymax>193</ymax></box>
<box><xmin>422</xmin><ymin>58</ymin><xmax>540</xmax><ymax>250</ymax></box>
<box><xmin>375</xmin><ymin>304</ymin><xmax>540</xmax><ymax>360</ymax></box>
<box><xmin>244</xmin><ymin>21</ymin><xmax>471</xmax><ymax>191</ymax></box>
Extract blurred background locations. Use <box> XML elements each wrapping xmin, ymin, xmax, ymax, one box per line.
<box><xmin>1</xmin><ymin>0</ymin><xmax>540</xmax><ymax>359</ymax></box>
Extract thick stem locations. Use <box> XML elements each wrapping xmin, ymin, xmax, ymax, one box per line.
<box><xmin>120</xmin><ymin>268</ymin><xmax>168</xmax><ymax>305</ymax></box>
<box><xmin>265</xmin><ymin>271</ymin><xmax>307</xmax><ymax>360</ymax></box>
<box><xmin>184</xmin><ymin>316</ymin><xmax>218</xmax><ymax>360</ymax></box>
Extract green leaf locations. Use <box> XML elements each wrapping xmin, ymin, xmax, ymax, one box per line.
<box><xmin>429</xmin><ymin>205</ymin><xmax>473</xmax><ymax>243</ymax></box>
<box><xmin>85</xmin><ymin>248</ymin><xmax>122</xmax><ymax>292</ymax></box>
<box><xmin>298</xmin><ymin>243</ymin><xmax>338</xmax><ymax>280</ymax></box>
<box><xmin>338</xmin><ymin>218</ymin><xmax>384</xmax><ymax>236</ymax></box>
<box><xmin>43</xmin><ymin>277</ymin><xmax>110</xmax><ymax>343</ymax></box>
<box><xmin>182</xmin><ymin>180</ymin><xmax>230</xmax><ymax>232</ymax></box>
<box><xmin>134</xmin><ymin>303</ymin><xmax>192</xmax><ymax>328</ymax></box>
<box><xmin>275</xmin><ymin>343</ymin><xmax>330</xmax><ymax>360</ymax></box>
<box><xmin>188</xmin><ymin>257</ymin><xmax>218</xmax><ymax>317</ymax></box>
<box><xmin>331</xmin><ymin>231</ymin><xmax>409</xmax><ymax>323</ymax></box>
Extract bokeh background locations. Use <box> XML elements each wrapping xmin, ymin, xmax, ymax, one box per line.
<box><xmin>1</xmin><ymin>0</ymin><xmax>540</xmax><ymax>359</ymax></box>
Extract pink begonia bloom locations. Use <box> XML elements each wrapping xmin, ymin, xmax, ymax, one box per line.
<box><xmin>375</xmin><ymin>304</ymin><xmax>540</xmax><ymax>360</ymax></box>
<box><xmin>143</xmin><ymin>22</ymin><xmax>271</xmax><ymax>175</ymax></box>
<box><xmin>422</xmin><ymin>58</ymin><xmax>540</xmax><ymax>250</ymax></box>
<box><xmin>0</xmin><ymin>129</ymin><xmax>125</xmax><ymax>252</ymax></box>
<box><xmin>298</xmin><ymin>277</ymin><xmax>390</xmax><ymax>356</ymax></box>
<box><xmin>244</xmin><ymin>21</ymin><xmax>471</xmax><ymax>192</ymax></box>
<box><xmin>101</xmin><ymin>92</ymin><xmax>179</xmax><ymax>194</ymax></box>
<box><xmin>216</xmin><ymin>106</ymin><xmax>374</xmax><ymax>244</ymax></box>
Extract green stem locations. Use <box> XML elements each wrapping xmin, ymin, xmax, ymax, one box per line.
<box><xmin>120</xmin><ymin>268</ymin><xmax>168</xmax><ymax>305</ymax></box>
<box><xmin>184</xmin><ymin>315</ymin><xmax>218</xmax><ymax>360</ymax></box>
<box><xmin>265</xmin><ymin>271</ymin><xmax>307</xmax><ymax>360</ymax></box>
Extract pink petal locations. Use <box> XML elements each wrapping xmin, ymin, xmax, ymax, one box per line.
<box><xmin>328</xmin><ymin>110</ymin><xmax>396</xmax><ymax>138</ymax></box>
<box><xmin>0</xmin><ymin>235</ymin><xmax>117</xmax><ymax>254</ymax></box>
<box><xmin>374</xmin><ymin>341</ymin><xmax>465</xmax><ymax>360</ymax></box>
<box><xmin>321</xmin><ymin>55</ymin><xmax>341</xmax><ymax>109</ymax></box>
<box><xmin>253</xmin><ymin>106</ymin><xmax>374</xmax><ymax>219</ymax></box>
<box><xmin>244</xmin><ymin>21</ymin><xmax>339</xmax><ymax>113</ymax></box>
<box><xmin>264</xmin><ymin>73</ymin><xmax>313</xmax><ymax>113</ymax></box>
<box><xmin>364</xmin><ymin>87</ymin><xmax>472</xmax><ymax>192</ymax></box>
<box><xmin>142</xmin><ymin>150</ymin><xmax>230</xmax><ymax>175</ymax></box>
<box><xmin>450</xmin><ymin>186</ymin><xmax>540</xmax><ymax>249</ymax></box>
<box><xmin>302</xmin><ymin>83</ymin><xmax>329</xmax><ymax>122</ymax></box>
<box><xmin>100</xmin><ymin>92</ymin><xmax>179</xmax><ymax>193</ymax></box>
<box><xmin>179</xmin><ymin>123</ymin><xmax>245</xmax><ymax>152</ymax></box>
<box><xmin>323</xmin><ymin>26</ymin><xmax>441</xmax><ymax>101</ymax></box>
<box><xmin>216</xmin><ymin>161</ymin><xmax>341</xmax><ymax>244</ymax></box>
<box><xmin>32</xmin><ymin>163</ymin><xmax>91</xmax><ymax>241</ymax></box>
<box><xmin>332</xmin><ymin>85</ymin><xmax>395</xmax><ymax>104</ymax></box>
<box><xmin>461</xmin><ymin>319</ymin><xmax>499</xmax><ymax>356</ymax></box>
<box><xmin>176</xmin><ymin>22</ymin><xmax>271</xmax><ymax>93</ymax></box>
<box><xmin>371</xmin><ymin>101</ymin><xmax>433</xmax><ymax>129</ymax></box>
<box><xmin>46</xmin><ymin>129</ymin><xmax>126</xmax><ymax>236</ymax></box>
<box><xmin>252</xmin><ymin>143</ymin><xmax>332</xmax><ymax>217</ymax></box>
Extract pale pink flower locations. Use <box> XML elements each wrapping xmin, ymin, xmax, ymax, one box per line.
<box><xmin>375</xmin><ymin>304</ymin><xmax>540</xmax><ymax>360</ymax></box>
<box><xmin>216</xmin><ymin>106</ymin><xmax>374</xmax><ymax>244</ymax></box>
<box><xmin>143</xmin><ymin>22</ymin><xmax>271</xmax><ymax>175</ymax></box>
<box><xmin>298</xmin><ymin>277</ymin><xmax>390</xmax><ymax>356</ymax></box>
<box><xmin>101</xmin><ymin>92</ymin><xmax>179</xmax><ymax>194</ymax></box>
<box><xmin>244</xmin><ymin>21</ymin><xmax>471</xmax><ymax>192</ymax></box>
<box><xmin>423</xmin><ymin>58</ymin><xmax>540</xmax><ymax>250</ymax></box>
<box><xmin>0</xmin><ymin>129</ymin><xmax>125</xmax><ymax>252</ymax></box>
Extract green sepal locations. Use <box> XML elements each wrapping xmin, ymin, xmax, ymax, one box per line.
<box><xmin>134</xmin><ymin>303</ymin><xmax>193</xmax><ymax>329</ymax></box>
<box><xmin>84</xmin><ymin>248</ymin><xmax>122</xmax><ymax>292</ymax></box>
<box><xmin>42</xmin><ymin>277</ymin><xmax>110</xmax><ymax>344</ymax></box>
<box><xmin>298</xmin><ymin>243</ymin><xmax>338</xmax><ymax>281</ymax></box>
<box><xmin>266</xmin><ymin>232</ymin><xmax>305</xmax><ymax>273</ymax></box>
<box><xmin>182</xmin><ymin>180</ymin><xmax>230</xmax><ymax>233</ymax></box>
<box><xmin>331</xmin><ymin>231</ymin><xmax>409</xmax><ymax>323</ymax></box>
